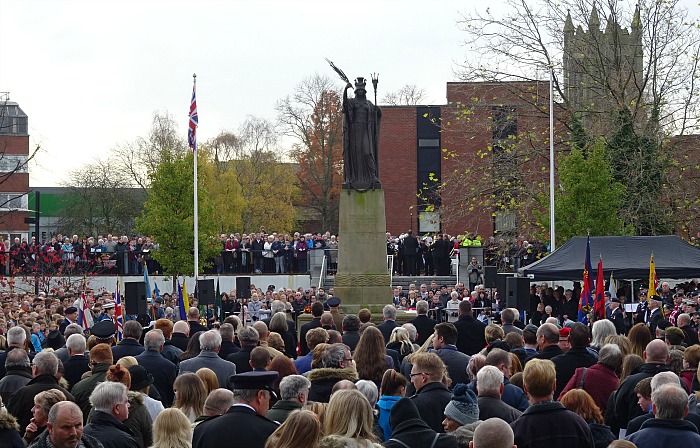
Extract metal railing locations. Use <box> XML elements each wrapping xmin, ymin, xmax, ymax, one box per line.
<box><xmin>318</xmin><ymin>255</ymin><xmax>327</xmax><ymax>290</ymax></box>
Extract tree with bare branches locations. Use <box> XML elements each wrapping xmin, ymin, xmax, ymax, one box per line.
<box><xmin>382</xmin><ymin>84</ymin><xmax>427</xmax><ymax>106</ymax></box>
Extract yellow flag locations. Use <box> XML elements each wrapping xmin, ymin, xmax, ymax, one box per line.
<box><xmin>182</xmin><ymin>279</ymin><xmax>190</xmax><ymax>311</ymax></box>
<box><xmin>648</xmin><ymin>253</ymin><xmax>658</xmax><ymax>298</ymax></box>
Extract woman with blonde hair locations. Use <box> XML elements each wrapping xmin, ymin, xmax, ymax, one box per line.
<box><xmin>324</xmin><ymin>389</ymin><xmax>378</xmax><ymax>447</ymax></box>
<box><xmin>172</xmin><ymin>373</ymin><xmax>207</xmax><ymax>422</ymax></box>
<box><xmin>151</xmin><ymin>408</ymin><xmax>192</xmax><ymax>448</ymax></box>
<box><xmin>264</xmin><ymin>410</ymin><xmax>321</xmax><ymax>448</ymax></box>
<box><xmin>195</xmin><ymin>368</ymin><xmax>219</xmax><ymax>396</ymax></box>
<box><xmin>386</xmin><ymin>327</ymin><xmax>414</xmax><ymax>364</ymax></box>
<box><xmin>116</xmin><ymin>356</ymin><xmax>138</xmax><ymax>369</ymax></box>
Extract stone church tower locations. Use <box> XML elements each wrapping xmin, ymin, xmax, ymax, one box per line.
<box><xmin>563</xmin><ymin>5</ymin><xmax>644</xmax><ymax>133</ymax></box>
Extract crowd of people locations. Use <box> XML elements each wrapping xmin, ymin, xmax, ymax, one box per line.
<box><xmin>0</xmin><ymin>277</ymin><xmax>699</xmax><ymax>448</ymax></box>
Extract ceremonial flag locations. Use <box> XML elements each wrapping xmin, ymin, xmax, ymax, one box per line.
<box><xmin>594</xmin><ymin>256</ymin><xmax>606</xmax><ymax>320</ymax></box>
<box><xmin>215</xmin><ymin>277</ymin><xmax>222</xmax><ymax>322</ymax></box>
<box><xmin>115</xmin><ymin>280</ymin><xmax>123</xmax><ymax>341</ymax></box>
<box><xmin>78</xmin><ymin>292</ymin><xmax>91</xmax><ymax>329</ymax></box>
<box><xmin>609</xmin><ymin>271</ymin><xmax>617</xmax><ymax>299</ymax></box>
<box><xmin>143</xmin><ymin>261</ymin><xmax>152</xmax><ymax>300</ymax></box>
<box><xmin>177</xmin><ymin>280</ymin><xmax>187</xmax><ymax>321</ymax></box>
<box><xmin>578</xmin><ymin>235</ymin><xmax>594</xmax><ymax>323</ymax></box>
<box><xmin>153</xmin><ymin>282</ymin><xmax>160</xmax><ymax>299</ymax></box>
<box><xmin>188</xmin><ymin>79</ymin><xmax>198</xmax><ymax>151</ymax></box>
<box><xmin>648</xmin><ymin>253</ymin><xmax>659</xmax><ymax>298</ymax></box>
<box><xmin>183</xmin><ymin>279</ymin><xmax>190</xmax><ymax>312</ymax></box>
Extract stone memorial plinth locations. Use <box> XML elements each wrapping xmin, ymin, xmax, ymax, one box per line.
<box><xmin>334</xmin><ymin>188</ymin><xmax>392</xmax><ymax>314</ymax></box>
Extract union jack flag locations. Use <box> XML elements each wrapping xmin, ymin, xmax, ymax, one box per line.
<box><xmin>115</xmin><ymin>281</ymin><xmax>123</xmax><ymax>341</ymax></box>
<box><xmin>188</xmin><ymin>78</ymin><xmax>198</xmax><ymax>151</ymax></box>
<box><xmin>78</xmin><ymin>292</ymin><xmax>90</xmax><ymax>329</ymax></box>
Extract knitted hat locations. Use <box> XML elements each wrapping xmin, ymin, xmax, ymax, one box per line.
<box><xmin>443</xmin><ymin>383</ymin><xmax>479</xmax><ymax>425</ymax></box>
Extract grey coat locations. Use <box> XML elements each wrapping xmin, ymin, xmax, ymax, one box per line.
<box><xmin>179</xmin><ymin>350</ymin><xmax>237</xmax><ymax>387</ymax></box>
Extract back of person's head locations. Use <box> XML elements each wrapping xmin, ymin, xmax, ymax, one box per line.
<box><xmin>607</xmin><ymin>441</ymin><xmax>638</xmax><ymax>448</ymax></box>
<box><xmin>306</xmin><ymin>327</ymin><xmax>330</xmax><ymax>350</ymax></box>
<box><xmin>219</xmin><ymin>323</ymin><xmax>235</xmax><ymax>342</ymax></box>
<box><xmin>311</xmin><ymin>302</ymin><xmax>324</xmax><ymax>317</ymax></box>
<box><xmin>484</xmin><ymin>324</ymin><xmax>504</xmax><ymax>343</ymax></box>
<box><xmin>187</xmin><ymin>307</ymin><xmax>200</xmax><ymax>320</ymax></box>
<box><xmin>90</xmin><ymin>343</ymin><xmax>114</xmax><ymax>364</ymax></box>
<box><xmin>152</xmin><ymin>407</ymin><xmax>193</xmax><ymax>448</ymax></box>
<box><xmin>652</xmin><ymin>385</ymin><xmax>688</xmax><ymax>420</ymax></box>
<box><xmin>324</xmin><ymin>389</ymin><xmax>375</xmax><ymax>442</ymax></box>
<box><xmin>5</xmin><ymin>348</ymin><xmax>30</xmax><ymax>369</ymax></box>
<box><xmin>503</xmin><ymin>332</ymin><xmax>523</xmax><ymax>349</ymax></box>
<box><xmin>501</xmin><ymin>308</ymin><xmax>516</xmax><ymax>324</ymax></box>
<box><xmin>651</xmin><ymin>371</ymin><xmax>681</xmax><ymax>391</ymax></box>
<box><xmin>252</xmin><ymin>321</ymin><xmax>268</xmax><ymax>338</ymax></box>
<box><xmin>321</xmin><ymin>343</ymin><xmax>348</xmax><ymax>369</ymax></box>
<box><xmin>33</xmin><ymin>351</ymin><xmax>59</xmax><ymax>376</ymax></box>
<box><xmin>106</xmin><ymin>364</ymin><xmax>131</xmax><ymax>388</ymax></box>
<box><xmin>471</xmin><ymin>417</ymin><xmax>515</xmax><ymax>448</ymax></box>
<box><xmin>7</xmin><ymin>326</ymin><xmax>26</xmax><ymax>346</ymax></box>
<box><xmin>199</xmin><ymin>330</ymin><xmax>222</xmax><ymax>351</ymax></box>
<box><xmin>568</xmin><ymin>322</ymin><xmax>590</xmax><ymax>348</ymax></box>
<box><xmin>355</xmin><ymin>380</ymin><xmax>379</xmax><ymax>408</ymax></box>
<box><xmin>477</xmin><ymin>365</ymin><xmax>504</xmax><ymax>395</ymax></box>
<box><xmin>380</xmin><ymin>369</ymin><xmax>407</xmax><ymax>396</ymax></box>
<box><xmin>320</xmin><ymin>313</ymin><xmax>335</xmax><ymax>327</ymax></box>
<box><xmin>250</xmin><ymin>346</ymin><xmax>271</xmax><ymax>369</ymax></box>
<box><xmin>559</xmin><ymin>388</ymin><xmax>604</xmax><ymax>424</ymax></box>
<box><xmin>484</xmin><ymin>348</ymin><xmax>510</xmax><ymax>369</ymax></box>
<box><xmin>238</xmin><ymin>326</ymin><xmax>259</xmax><ymax>346</ymax></box>
<box><xmin>280</xmin><ymin>375</ymin><xmax>311</xmax><ymax>401</ymax></box>
<box><xmin>90</xmin><ymin>381</ymin><xmax>127</xmax><ymax>414</ymax></box>
<box><xmin>591</xmin><ymin>319</ymin><xmax>616</xmax><ymax>348</ymax></box>
<box><xmin>459</xmin><ymin>299</ymin><xmax>472</xmax><ymax>315</ymax></box>
<box><xmin>342</xmin><ymin>315</ymin><xmax>360</xmax><ymax>332</ymax></box>
<box><xmin>358</xmin><ymin>308</ymin><xmax>371</xmax><ymax>323</ymax></box>
<box><xmin>409</xmin><ymin>352</ymin><xmax>446</xmax><ymax>382</ymax></box>
<box><xmin>203</xmin><ymin>388</ymin><xmax>235</xmax><ymax>416</ymax></box>
<box><xmin>383</xmin><ymin>305</ymin><xmax>397</xmax><ymax>320</ymax></box>
<box><xmin>144</xmin><ymin>329</ymin><xmax>165</xmax><ymax>351</ymax></box>
<box><xmin>644</xmin><ymin>339</ymin><xmax>670</xmax><ymax>363</ymax></box>
<box><xmin>416</xmin><ymin>300</ymin><xmax>429</xmax><ymax>315</ymax></box>
<box><xmin>64</xmin><ymin>323</ymin><xmax>84</xmax><ymax>339</ymax></box>
<box><xmin>123</xmin><ymin>320</ymin><xmax>142</xmax><ymax>340</ymax></box>
<box><xmin>597</xmin><ymin>344</ymin><xmax>623</xmax><ymax>371</ymax></box>
<box><xmin>523</xmin><ymin>358</ymin><xmax>556</xmax><ymax>398</ymax></box>
<box><xmin>173</xmin><ymin>320</ymin><xmax>189</xmax><ymax>336</ymax></box>
<box><xmin>154</xmin><ymin>319</ymin><xmax>174</xmax><ymax>339</ymax></box>
<box><xmin>66</xmin><ymin>333</ymin><xmax>86</xmax><ymax>353</ymax></box>
<box><xmin>196</xmin><ymin>368</ymin><xmax>219</xmax><ymax>395</ymax></box>
<box><xmin>265</xmin><ymin>410</ymin><xmax>322</xmax><ymax>448</ymax></box>
<box><xmin>537</xmin><ymin>323</ymin><xmax>559</xmax><ymax>344</ymax></box>
<box><xmin>435</xmin><ymin>323</ymin><xmax>458</xmax><ymax>345</ymax></box>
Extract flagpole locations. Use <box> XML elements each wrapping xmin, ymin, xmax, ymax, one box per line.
<box><xmin>549</xmin><ymin>66</ymin><xmax>556</xmax><ymax>252</ymax></box>
<box><xmin>192</xmin><ymin>73</ymin><xmax>199</xmax><ymax>284</ymax></box>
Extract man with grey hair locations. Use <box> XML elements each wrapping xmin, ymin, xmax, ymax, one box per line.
<box><xmin>30</xmin><ymin>401</ymin><xmax>103</xmax><ymax>448</ymax></box>
<box><xmin>626</xmin><ymin>385</ymin><xmax>700</xmax><ymax>447</ymax></box>
<box><xmin>0</xmin><ymin>348</ymin><xmax>31</xmax><ymax>402</ymax></box>
<box><xmin>402</xmin><ymin>323</ymin><xmax>421</xmax><ymax>350</ymax></box>
<box><xmin>266</xmin><ymin>374</ymin><xmax>310</xmax><ymax>423</ymax></box>
<box><xmin>409</xmin><ymin>300</ymin><xmax>439</xmax><ymax>346</ymax></box>
<box><xmin>471</xmin><ymin>417</ymin><xmax>516</xmax><ymax>448</ymax></box>
<box><xmin>677</xmin><ymin>313</ymin><xmax>700</xmax><ymax>346</ymax></box>
<box><xmin>218</xmin><ymin>322</ymin><xmax>239</xmax><ymax>360</ymax></box>
<box><xmin>7</xmin><ymin>350</ymin><xmax>74</xmax><ymax>433</ymax></box>
<box><xmin>307</xmin><ymin>343</ymin><xmax>357</xmax><ymax>403</ymax></box>
<box><xmin>476</xmin><ymin>365</ymin><xmax>522</xmax><ymax>423</ymax></box>
<box><xmin>136</xmin><ymin>329</ymin><xmax>178</xmax><ymax>407</ymax></box>
<box><xmin>193</xmin><ymin>371</ymin><xmax>279</xmax><ymax>448</ymax></box>
<box><xmin>195</xmin><ymin>389</ymin><xmax>235</xmax><ymax>426</ymax></box>
<box><xmin>626</xmin><ymin>372</ymin><xmax>700</xmax><ymax>435</ymax></box>
<box><xmin>180</xmin><ymin>329</ymin><xmax>236</xmax><ymax>387</ymax></box>
<box><xmin>378</xmin><ymin>304</ymin><xmax>398</xmax><ymax>343</ymax></box>
<box><xmin>110</xmin><ymin>320</ymin><xmax>144</xmax><ymax>362</ymax></box>
<box><xmin>525</xmin><ymin>323</ymin><xmax>564</xmax><ymax>363</ymax></box>
<box><xmin>227</xmin><ymin>326</ymin><xmax>259</xmax><ymax>374</ymax></box>
<box><xmin>84</xmin><ymin>381</ymin><xmax>139</xmax><ymax>448</ymax></box>
<box><xmin>54</xmin><ymin>323</ymin><xmax>85</xmax><ymax>363</ymax></box>
<box><xmin>0</xmin><ymin>326</ymin><xmax>32</xmax><ymax>378</ymax></box>
<box><xmin>500</xmin><ymin>308</ymin><xmax>522</xmax><ymax>336</ymax></box>
<box><xmin>63</xmin><ymin>333</ymin><xmax>90</xmax><ymax>389</ymax></box>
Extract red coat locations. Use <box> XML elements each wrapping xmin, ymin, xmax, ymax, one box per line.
<box><xmin>559</xmin><ymin>362</ymin><xmax>619</xmax><ymax>413</ymax></box>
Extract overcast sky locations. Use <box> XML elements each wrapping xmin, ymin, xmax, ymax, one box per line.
<box><xmin>1</xmin><ymin>0</ymin><xmax>696</xmax><ymax>187</ymax></box>
<box><xmin>1</xmin><ymin>0</ymin><xmax>475</xmax><ymax>186</ymax></box>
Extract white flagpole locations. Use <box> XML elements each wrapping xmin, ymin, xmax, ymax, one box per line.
<box><xmin>192</xmin><ymin>74</ymin><xmax>199</xmax><ymax>282</ymax></box>
<box><xmin>549</xmin><ymin>67</ymin><xmax>556</xmax><ymax>252</ymax></box>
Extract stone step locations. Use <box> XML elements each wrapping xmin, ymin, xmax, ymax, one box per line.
<box><xmin>321</xmin><ymin>275</ymin><xmax>457</xmax><ymax>290</ymax></box>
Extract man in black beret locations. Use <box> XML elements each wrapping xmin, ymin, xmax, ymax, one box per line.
<box><xmin>59</xmin><ymin>306</ymin><xmax>79</xmax><ymax>334</ymax></box>
<box><xmin>193</xmin><ymin>371</ymin><xmax>279</xmax><ymax>448</ymax></box>
<box><xmin>327</xmin><ymin>296</ymin><xmax>345</xmax><ymax>332</ymax></box>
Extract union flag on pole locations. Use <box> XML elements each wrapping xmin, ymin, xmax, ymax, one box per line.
<box><xmin>578</xmin><ymin>235</ymin><xmax>594</xmax><ymax>323</ymax></box>
<box><xmin>188</xmin><ymin>78</ymin><xmax>198</xmax><ymax>151</ymax></box>
<box><xmin>115</xmin><ymin>281</ymin><xmax>123</xmax><ymax>341</ymax></box>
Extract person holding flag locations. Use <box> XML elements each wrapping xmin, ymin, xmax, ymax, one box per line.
<box><xmin>577</xmin><ymin>235</ymin><xmax>594</xmax><ymax>324</ymax></box>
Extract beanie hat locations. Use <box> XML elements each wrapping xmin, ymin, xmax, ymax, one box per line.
<box><xmin>443</xmin><ymin>383</ymin><xmax>479</xmax><ymax>425</ymax></box>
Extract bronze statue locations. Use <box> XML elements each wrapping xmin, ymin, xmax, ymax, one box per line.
<box><xmin>342</xmin><ymin>77</ymin><xmax>381</xmax><ymax>191</ymax></box>
<box><xmin>326</xmin><ymin>59</ymin><xmax>381</xmax><ymax>191</ymax></box>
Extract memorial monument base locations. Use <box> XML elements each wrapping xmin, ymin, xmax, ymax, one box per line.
<box><xmin>334</xmin><ymin>188</ymin><xmax>392</xmax><ymax>314</ymax></box>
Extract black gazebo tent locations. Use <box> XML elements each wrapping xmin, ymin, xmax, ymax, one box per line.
<box><xmin>518</xmin><ymin>236</ymin><xmax>700</xmax><ymax>281</ymax></box>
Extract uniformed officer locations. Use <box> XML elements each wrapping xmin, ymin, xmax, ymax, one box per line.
<box><xmin>608</xmin><ymin>298</ymin><xmax>625</xmax><ymax>334</ymax></box>
<box><xmin>91</xmin><ymin>320</ymin><xmax>117</xmax><ymax>346</ymax></box>
<box><xmin>193</xmin><ymin>371</ymin><xmax>279</xmax><ymax>448</ymax></box>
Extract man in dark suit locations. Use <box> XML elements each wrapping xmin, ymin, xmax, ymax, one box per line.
<box><xmin>218</xmin><ymin>323</ymin><xmax>240</xmax><ymax>359</ymax></box>
<box><xmin>110</xmin><ymin>320</ymin><xmax>144</xmax><ymax>362</ymax></box>
<box><xmin>431</xmin><ymin>235</ymin><xmax>446</xmax><ymax>276</ymax></box>
<box><xmin>524</xmin><ymin>323</ymin><xmax>564</xmax><ymax>364</ymax></box>
<box><xmin>227</xmin><ymin>326</ymin><xmax>260</xmax><ymax>374</ymax></box>
<box><xmin>171</xmin><ymin>321</ymin><xmax>190</xmax><ymax>352</ymax></box>
<box><xmin>408</xmin><ymin>352</ymin><xmax>452</xmax><ymax>433</ymax></box>
<box><xmin>135</xmin><ymin>329</ymin><xmax>178</xmax><ymax>407</ymax></box>
<box><xmin>377</xmin><ymin>305</ymin><xmax>399</xmax><ymax>344</ymax></box>
<box><xmin>193</xmin><ymin>371</ymin><xmax>279</xmax><ymax>448</ymax></box>
<box><xmin>59</xmin><ymin>307</ymin><xmax>80</xmax><ymax>334</ymax></box>
<box><xmin>187</xmin><ymin>307</ymin><xmax>209</xmax><ymax>334</ymax></box>
<box><xmin>63</xmin><ymin>334</ymin><xmax>91</xmax><ymax>390</ymax></box>
<box><xmin>608</xmin><ymin>298</ymin><xmax>626</xmax><ymax>334</ymax></box>
<box><xmin>299</xmin><ymin>302</ymin><xmax>324</xmax><ymax>355</ymax></box>
<box><xmin>453</xmin><ymin>300</ymin><xmax>486</xmax><ymax>355</ymax></box>
<box><xmin>647</xmin><ymin>297</ymin><xmax>663</xmax><ymax>334</ymax></box>
<box><xmin>409</xmin><ymin>300</ymin><xmax>439</xmax><ymax>346</ymax></box>
<box><xmin>402</xmin><ymin>230</ymin><xmax>419</xmax><ymax>276</ymax></box>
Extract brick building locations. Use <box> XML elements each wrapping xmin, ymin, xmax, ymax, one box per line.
<box><xmin>0</xmin><ymin>94</ymin><xmax>30</xmax><ymax>242</ymax></box>
<box><xmin>378</xmin><ymin>81</ymin><xmax>564</xmax><ymax>239</ymax></box>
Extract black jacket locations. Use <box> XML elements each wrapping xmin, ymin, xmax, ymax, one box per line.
<box><xmin>383</xmin><ymin>397</ymin><xmax>458</xmax><ymax>448</ymax></box>
<box><xmin>452</xmin><ymin>314</ymin><xmax>486</xmax><ymax>355</ymax></box>
<box><xmin>431</xmin><ymin>346</ymin><xmax>470</xmax><ymax>385</ymax></box>
<box><xmin>410</xmin><ymin>382</ymin><xmax>452</xmax><ymax>433</ymax></box>
<box><xmin>524</xmin><ymin>344</ymin><xmax>564</xmax><ymax>364</ymax></box>
<box><xmin>160</xmin><ymin>340</ymin><xmax>183</xmax><ymax>365</ymax></box>
<box><xmin>135</xmin><ymin>350</ymin><xmax>178</xmax><ymax>407</ymax></box>
<box><xmin>299</xmin><ymin>317</ymin><xmax>322</xmax><ymax>355</ymax></box>
<box><xmin>110</xmin><ymin>339</ymin><xmax>144</xmax><ymax>362</ymax></box>
<box><xmin>510</xmin><ymin>400</ymin><xmax>594</xmax><ymax>448</ymax></box>
<box><xmin>193</xmin><ymin>405</ymin><xmax>278</xmax><ymax>448</ymax></box>
<box><xmin>378</xmin><ymin>320</ymin><xmax>399</xmax><ymax>344</ymax></box>
<box><xmin>681</xmin><ymin>325</ymin><xmax>700</xmax><ymax>346</ymax></box>
<box><xmin>6</xmin><ymin>374</ymin><xmax>74</xmax><ymax>433</ymax></box>
<box><xmin>477</xmin><ymin>395</ymin><xmax>522</xmax><ymax>423</ymax></box>
<box><xmin>613</xmin><ymin>363</ymin><xmax>670</xmax><ymax>429</ymax></box>
<box><xmin>551</xmin><ymin>347</ymin><xmax>598</xmax><ymax>399</ymax></box>
<box><xmin>342</xmin><ymin>331</ymin><xmax>361</xmax><ymax>352</ymax></box>
<box><xmin>218</xmin><ymin>340</ymin><xmax>240</xmax><ymax>360</ymax></box>
<box><xmin>625</xmin><ymin>411</ymin><xmax>700</xmax><ymax>436</ymax></box>
<box><xmin>170</xmin><ymin>333</ymin><xmax>189</xmax><ymax>352</ymax></box>
<box><xmin>409</xmin><ymin>315</ymin><xmax>439</xmax><ymax>346</ymax></box>
<box><xmin>83</xmin><ymin>411</ymin><xmax>139</xmax><ymax>448</ymax></box>
<box><xmin>188</xmin><ymin>321</ymin><xmax>208</xmax><ymax>335</ymax></box>
<box><xmin>63</xmin><ymin>354</ymin><xmax>91</xmax><ymax>390</ymax></box>
<box><xmin>0</xmin><ymin>410</ymin><xmax>23</xmax><ymax>448</ymax></box>
<box><xmin>227</xmin><ymin>346</ymin><xmax>255</xmax><ymax>374</ymax></box>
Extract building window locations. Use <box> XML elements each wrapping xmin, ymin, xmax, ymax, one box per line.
<box><xmin>0</xmin><ymin>155</ymin><xmax>29</xmax><ymax>173</ymax></box>
<box><xmin>0</xmin><ymin>193</ymin><xmax>27</xmax><ymax>211</ymax></box>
